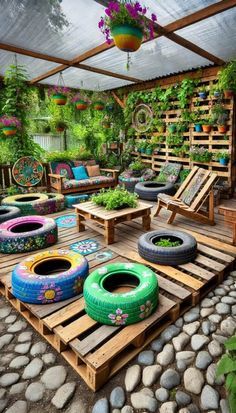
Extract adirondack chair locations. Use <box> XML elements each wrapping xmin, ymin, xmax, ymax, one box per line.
<box><xmin>153</xmin><ymin>166</ymin><xmax>218</xmax><ymax>225</ymax></box>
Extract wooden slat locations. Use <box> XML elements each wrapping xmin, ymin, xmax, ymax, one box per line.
<box><xmin>197</xmin><ymin>244</ymin><xmax>234</xmax><ymax>263</ymax></box>
<box><xmin>54</xmin><ymin>314</ymin><xmax>97</xmax><ymax>344</ymax></box>
<box><xmin>191</xmin><ymin>173</ymin><xmax>218</xmax><ymax>210</ymax></box>
<box><xmin>178</xmin><ymin>262</ymin><xmax>214</xmax><ymax>281</ymax></box>
<box><xmin>44</xmin><ymin>298</ymin><xmax>85</xmax><ymax>329</ymax></box>
<box><xmin>195</xmin><ymin>254</ymin><xmax>225</xmax><ymax>272</ymax></box>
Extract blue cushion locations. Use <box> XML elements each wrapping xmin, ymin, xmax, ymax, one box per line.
<box><xmin>72</xmin><ymin>166</ymin><xmax>89</xmax><ymax>181</ymax></box>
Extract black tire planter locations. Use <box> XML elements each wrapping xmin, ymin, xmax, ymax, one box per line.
<box><xmin>134</xmin><ymin>181</ymin><xmax>176</xmax><ymax>201</ymax></box>
<box><xmin>0</xmin><ymin>206</ymin><xmax>21</xmax><ymax>223</ymax></box>
<box><xmin>138</xmin><ymin>230</ymin><xmax>197</xmax><ymax>266</ymax></box>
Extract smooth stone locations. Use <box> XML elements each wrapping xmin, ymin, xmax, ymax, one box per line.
<box><xmin>215</xmin><ymin>303</ymin><xmax>230</xmax><ymax>315</ymax></box>
<box><xmin>211</xmin><ymin>296</ymin><xmax>220</xmax><ymax>304</ymax></box>
<box><xmin>221</xmin><ymin>296</ymin><xmax>236</xmax><ymax>304</ymax></box>
<box><xmin>200</xmin><ymin>308</ymin><xmax>214</xmax><ymax>318</ymax></box>
<box><xmin>0</xmin><ymin>389</ymin><xmax>6</xmax><ymax>399</ymax></box>
<box><xmin>160</xmin><ymin>369</ymin><xmax>180</xmax><ymax>390</ymax></box>
<box><xmin>208</xmin><ymin>292</ymin><xmax>214</xmax><ymax>298</ymax></box>
<box><xmin>66</xmin><ymin>400</ymin><xmax>87</xmax><ymax>413</ymax></box>
<box><xmin>183</xmin><ymin>309</ymin><xmax>199</xmax><ymax>323</ymax></box>
<box><xmin>41</xmin><ymin>353</ymin><xmax>56</xmax><ymax>365</ymax></box>
<box><xmin>14</xmin><ymin>342</ymin><xmax>31</xmax><ymax>354</ymax></box>
<box><xmin>220</xmin><ymin>317</ymin><xmax>236</xmax><ymax>336</ymax></box>
<box><xmin>212</xmin><ymin>333</ymin><xmax>228</xmax><ymax>344</ymax></box>
<box><xmin>41</xmin><ymin>365</ymin><xmax>67</xmax><ymax>390</ymax></box>
<box><xmin>223</xmin><ymin>279</ymin><xmax>234</xmax><ymax>286</ymax></box>
<box><xmin>110</xmin><ymin>387</ymin><xmax>125</xmax><ymax>409</ymax></box>
<box><xmin>187</xmin><ymin>404</ymin><xmax>200</xmax><ymax>413</ymax></box>
<box><xmin>140</xmin><ymin>388</ymin><xmax>154</xmax><ymax>397</ymax></box>
<box><xmin>176</xmin><ymin>360</ymin><xmax>187</xmax><ymax>372</ymax></box>
<box><xmin>201</xmin><ymin>385</ymin><xmax>219</xmax><ymax>410</ymax></box>
<box><xmin>9</xmin><ymin>382</ymin><xmax>27</xmax><ymax>395</ymax></box>
<box><xmin>131</xmin><ymin>392</ymin><xmax>157</xmax><ymax>412</ymax></box>
<box><xmin>5</xmin><ymin>315</ymin><xmax>17</xmax><ymax>324</ymax></box>
<box><xmin>195</xmin><ymin>351</ymin><xmax>212</xmax><ymax>370</ymax></box>
<box><xmin>0</xmin><ymin>307</ymin><xmax>11</xmax><ymax>319</ymax></box>
<box><xmin>229</xmin><ymin>291</ymin><xmax>236</xmax><ymax>297</ymax></box>
<box><xmin>230</xmin><ymin>270</ymin><xmax>236</xmax><ymax>277</ymax></box>
<box><xmin>172</xmin><ymin>332</ymin><xmax>190</xmax><ymax>351</ymax></box>
<box><xmin>209</xmin><ymin>314</ymin><xmax>222</xmax><ymax>323</ymax></box>
<box><xmin>5</xmin><ymin>401</ymin><xmax>27</xmax><ymax>413</ymax></box>
<box><xmin>0</xmin><ymin>373</ymin><xmax>19</xmax><ymax>387</ymax></box>
<box><xmin>208</xmin><ymin>340</ymin><xmax>222</xmax><ymax>357</ymax></box>
<box><xmin>218</xmin><ymin>284</ymin><xmax>230</xmax><ymax>291</ymax></box>
<box><xmin>159</xmin><ymin>401</ymin><xmax>177</xmax><ymax>413</ymax></box>
<box><xmin>9</xmin><ymin>356</ymin><xmax>30</xmax><ymax>369</ymax></box>
<box><xmin>155</xmin><ymin>388</ymin><xmax>169</xmax><ymax>402</ymax></box>
<box><xmin>214</xmin><ymin>288</ymin><xmax>226</xmax><ymax>296</ymax></box>
<box><xmin>125</xmin><ymin>365</ymin><xmax>141</xmax><ymax>392</ymax></box>
<box><xmin>112</xmin><ymin>410</ymin><xmax>120</xmax><ymax>413</ymax></box>
<box><xmin>156</xmin><ymin>344</ymin><xmax>174</xmax><ymax>366</ymax></box>
<box><xmin>121</xmin><ymin>407</ymin><xmax>134</xmax><ymax>413</ymax></box>
<box><xmin>202</xmin><ymin>320</ymin><xmax>216</xmax><ymax>335</ymax></box>
<box><xmin>142</xmin><ymin>365</ymin><xmax>162</xmax><ymax>386</ymax></box>
<box><xmin>30</xmin><ymin>342</ymin><xmax>47</xmax><ymax>356</ymax></box>
<box><xmin>92</xmin><ymin>398</ymin><xmax>109</xmax><ymax>413</ymax></box>
<box><xmin>232</xmin><ymin>304</ymin><xmax>236</xmax><ymax>316</ymax></box>
<box><xmin>7</xmin><ymin>320</ymin><xmax>27</xmax><ymax>333</ymax></box>
<box><xmin>191</xmin><ymin>334</ymin><xmax>209</xmax><ymax>351</ymax></box>
<box><xmin>17</xmin><ymin>332</ymin><xmax>33</xmax><ymax>343</ymax></box>
<box><xmin>0</xmin><ymin>399</ymin><xmax>8</xmax><ymax>413</ymax></box>
<box><xmin>175</xmin><ymin>390</ymin><xmax>191</xmax><ymax>407</ymax></box>
<box><xmin>138</xmin><ymin>350</ymin><xmax>154</xmax><ymax>365</ymax></box>
<box><xmin>25</xmin><ymin>382</ymin><xmax>45</xmax><ymax>402</ymax></box>
<box><xmin>52</xmin><ymin>382</ymin><xmax>76</xmax><ymax>409</ymax></box>
<box><xmin>22</xmin><ymin>358</ymin><xmax>43</xmax><ymax>379</ymax></box>
<box><xmin>220</xmin><ymin>399</ymin><xmax>230</xmax><ymax>413</ymax></box>
<box><xmin>206</xmin><ymin>363</ymin><xmax>224</xmax><ymax>386</ymax></box>
<box><xmin>0</xmin><ymin>354</ymin><xmax>15</xmax><ymax>365</ymax></box>
<box><xmin>0</xmin><ymin>334</ymin><xmax>13</xmax><ymax>350</ymax></box>
<box><xmin>151</xmin><ymin>337</ymin><xmax>164</xmax><ymax>352</ymax></box>
<box><xmin>184</xmin><ymin>368</ymin><xmax>204</xmax><ymax>395</ymax></box>
<box><xmin>201</xmin><ymin>298</ymin><xmax>214</xmax><ymax>308</ymax></box>
<box><xmin>161</xmin><ymin>325</ymin><xmax>180</xmax><ymax>342</ymax></box>
<box><xmin>175</xmin><ymin>318</ymin><xmax>183</xmax><ymax>328</ymax></box>
<box><xmin>176</xmin><ymin>351</ymin><xmax>195</xmax><ymax>366</ymax></box>
<box><xmin>183</xmin><ymin>321</ymin><xmax>200</xmax><ymax>336</ymax></box>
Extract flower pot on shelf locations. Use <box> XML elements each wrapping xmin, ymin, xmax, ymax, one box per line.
<box><xmin>145</xmin><ymin>149</ymin><xmax>153</xmax><ymax>155</ymax></box>
<box><xmin>223</xmin><ymin>90</ymin><xmax>234</xmax><ymax>99</ymax></box>
<box><xmin>219</xmin><ymin>158</ymin><xmax>229</xmax><ymax>166</ymax></box>
<box><xmin>202</xmin><ymin>125</ymin><xmax>212</xmax><ymax>133</ymax></box>
<box><xmin>111</xmin><ymin>25</ymin><xmax>143</xmax><ymax>52</ymax></box>
<box><xmin>214</xmin><ymin>91</ymin><xmax>221</xmax><ymax>98</ymax></box>
<box><xmin>194</xmin><ymin>124</ymin><xmax>202</xmax><ymax>132</ymax></box>
<box><xmin>168</xmin><ymin>125</ymin><xmax>176</xmax><ymax>133</ymax></box>
<box><xmin>2</xmin><ymin>126</ymin><xmax>17</xmax><ymax>136</ymax></box>
<box><xmin>76</xmin><ymin>100</ymin><xmax>88</xmax><ymax>110</ymax></box>
<box><xmin>140</xmin><ymin>148</ymin><xmax>146</xmax><ymax>153</ymax></box>
<box><xmin>198</xmin><ymin>92</ymin><xmax>207</xmax><ymax>99</ymax></box>
<box><xmin>52</xmin><ymin>93</ymin><xmax>67</xmax><ymax>105</ymax></box>
<box><xmin>217</xmin><ymin>125</ymin><xmax>227</xmax><ymax>133</ymax></box>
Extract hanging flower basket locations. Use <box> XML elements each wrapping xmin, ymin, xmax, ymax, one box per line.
<box><xmin>0</xmin><ymin>115</ymin><xmax>21</xmax><ymax>136</ymax></box>
<box><xmin>93</xmin><ymin>101</ymin><xmax>105</xmax><ymax>111</ymax></box>
<box><xmin>55</xmin><ymin>121</ymin><xmax>67</xmax><ymax>133</ymax></box>
<box><xmin>48</xmin><ymin>74</ymin><xmax>70</xmax><ymax>106</ymax></box>
<box><xmin>2</xmin><ymin>126</ymin><xmax>17</xmax><ymax>136</ymax></box>
<box><xmin>111</xmin><ymin>24</ymin><xmax>143</xmax><ymax>52</ymax></box>
<box><xmin>76</xmin><ymin>100</ymin><xmax>89</xmax><ymax>110</ymax></box>
<box><xmin>52</xmin><ymin>93</ymin><xmax>67</xmax><ymax>105</ymax></box>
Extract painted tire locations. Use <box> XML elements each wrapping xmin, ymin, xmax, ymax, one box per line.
<box><xmin>134</xmin><ymin>181</ymin><xmax>175</xmax><ymax>201</ymax></box>
<box><xmin>12</xmin><ymin>249</ymin><xmax>89</xmax><ymax>304</ymax></box>
<box><xmin>84</xmin><ymin>262</ymin><xmax>158</xmax><ymax>325</ymax></box>
<box><xmin>2</xmin><ymin>193</ymin><xmax>64</xmax><ymax>215</ymax></box>
<box><xmin>138</xmin><ymin>230</ymin><xmax>197</xmax><ymax>266</ymax></box>
<box><xmin>0</xmin><ymin>206</ymin><xmax>21</xmax><ymax>223</ymax></box>
<box><xmin>0</xmin><ymin>215</ymin><xmax>58</xmax><ymax>254</ymax></box>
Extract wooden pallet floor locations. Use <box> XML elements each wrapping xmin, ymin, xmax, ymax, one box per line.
<box><xmin>0</xmin><ymin>206</ymin><xmax>235</xmax><ymax>391</ymax></box>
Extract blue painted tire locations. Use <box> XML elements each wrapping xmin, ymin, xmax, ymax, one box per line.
<box><xmin>0</xmin><ymin>215</ymin><xmax>58</xmax><ymax>254</ymax></box>
<box><xmin>0</xmin><ymin>206</ymin><xmax>21</xmax><ymax>223</ymax></box>
<box><xmin>12</xmin><ymin>249</ymin><xmax>89</xmax><ymax>304</ymax></box>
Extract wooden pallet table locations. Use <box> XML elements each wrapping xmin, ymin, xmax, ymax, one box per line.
<box><xmin>74</xmin><ymin>201</ymin><xmax>152</xmax><ymax>244</ymax></box>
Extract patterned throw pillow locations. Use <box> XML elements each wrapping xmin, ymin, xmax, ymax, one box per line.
<box><xmin>50</xmin><ymin>161</ymin><xmax>74</xmax><ymax>179</ymax></box>
<box><xmin>156</xmin><ymin>162</ymin><xmax>182</xmax><ymax>183</ymax></box>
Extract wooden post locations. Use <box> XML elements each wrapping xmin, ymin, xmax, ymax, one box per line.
<box><xmin>208</xmin><ymin>190</ymin><xmax>215</xmax><ymax>223</ymax></box>
<box><xmin>76</xmin><ymin>211</ymin><xmax>86</xmax><ymax>232</ymax></box>
<box><xmin>104</xmin><ymin>220</ymin><xmax>115</xmax><ymax>245</ymax></box>
<box><xmin>142</xmin><ymin>212</ymin><xmax>151</xmax><ymax>230</ymax></box>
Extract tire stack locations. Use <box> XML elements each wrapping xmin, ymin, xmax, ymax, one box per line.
<box><xmin>0</xmin><ymin>206</ymin><xmax>21</xmax><ymax>223</ymax></box>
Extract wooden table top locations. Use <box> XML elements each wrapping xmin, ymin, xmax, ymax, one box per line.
<box><xmin>73</xmin><ymin>201</ymin><xmax>152</xmax><ymax>220</ymax></box>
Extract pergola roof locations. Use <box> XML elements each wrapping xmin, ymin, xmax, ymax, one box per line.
<box><xmin>0</xmin><ymin>0</ymin><xmax>236</xmax><ymax>91</ymax></box>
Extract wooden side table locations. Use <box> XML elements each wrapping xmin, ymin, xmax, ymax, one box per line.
<box><xmin>218</xmin><ymin>205</ymin><xmax>236</xmax><ymax>245</ymax></box>
<box><xmin>74</xmin><ymin>201</ymin><xmax>152</xmax><ymax>245</ymax></box>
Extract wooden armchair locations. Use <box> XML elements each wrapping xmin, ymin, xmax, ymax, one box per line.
<box><xmin>154</xmin><ymin>166</ymin><xmax>218</xmax><ymax>225</ymax></box>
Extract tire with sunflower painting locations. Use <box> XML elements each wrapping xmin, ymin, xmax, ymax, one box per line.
<box><xmin>0</xmin><ymin>216</ymin><xmax>58</xmax><ymax>254</ymax></box>
<box><xmin>0</xmin><ymin>206</ymin><xmax>21</xmax><ymax>223</ymax></box>
<box><xmin>83</xmin><ymin>262</ymin><xmax>158</xmax><ymax>325</ymax></box>
<box><xmin>11</xmin><ymin>249</ymin><xmax>89</xmax><ymax>304</ymax></box>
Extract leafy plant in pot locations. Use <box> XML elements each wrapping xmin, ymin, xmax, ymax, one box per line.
<box><xmin>129</xmin><ymin>159</ymin><xmax>145</xmax><ymax>177</ymax></box>
<box><xmin>92</xmin><ymin>187</ymin><xmax>138</xmax><ymax>210</ymax></box>
<box><xmin>71</xmin><ymin>93</ymin><xmax>90</xmax><ymax>110</ymax></box>
<box><xmin>145</xmin><ymin>143</ymin><xmax>154</xmax><ymax>155</ymax></box>
<box><xmin>218</xmin><ymin>59</ymin><xmax>236</xmax><ymax>98</ymax></box>
<box><xmin>189</xmin><ymin>146</ymin><xmax>213</xmax><ymax>163</ymax></box>
<box><xmin>201</xmin><ymin>118</ymin><xmax>213</xmax><ymax>133</ymax></box>
<box><xmin>215</xmin><ymin>151</ymin><xmax>229</xmax><ymax>166</ymax></box>
<box><xmin>211</xmin><ymin>103</ymin><xmax>228</xmax><ymax>133</ymax></box>
<box><xmin>167</xmin><ymin>123</ymin><xmax>177</xmax><ymax>133</ymax></box>
<box><xmin>198</xmin><ymin>86</ymin><xmax>208</xmax><ymax>99</ymax></box>
<box><xmin>137</xmin><ymin>141</ymin><xmax>147</xmax><ymax>153</ymax></box>
<box><xmin>55</xmin><ymin>120</ymin><xmax>67</xmax><ymax>133</ymax></box>
<box><xmin>48</xmin><ymin>85</ymin><xmax>70</xmax><ymax>105</ymax></box>
<box><xmin>0</xmin><ymin>115</ymin><xmax>21</xmax><ymax>136</ymax></box>
<box><xmin>154</xmin><ymin>119</ymin><xmax>166</xmax><ymax>133</ymax></box>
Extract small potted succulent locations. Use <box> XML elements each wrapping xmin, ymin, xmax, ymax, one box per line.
<box><xmin>215</xmin><ymin>151</ymin><xmax>230</xmax><ymax>166</ymax></box>
<box><xmin>55</xmin><ymin>120</ymin><xmax>67</xmax><ymax>133</ymax></box>
<box><xmin>0</xmin><ymin>115</ymin><xmax>21</xmax><ymax>136</ymax></box>
<box><xmin>98</xmin><ymin>1</ymin><xmax>157</xmax><ymax>52</ymax></box>
<box><xmin>198</xmin><ymin>86</ymin><xmax>208</xmax><ymax>99</ymax></box>
<box><xmin>218</xmin><ymin>60</ymin><xmax>236</xmax><ymax>98</ymax></box>
<box><xmin>48</xmin><ymin>85</ymin><xmax>70</xmax><ymax>105</ymax></box>
<box><xmin>72</xmin><ymin>93</ymin><xmax>90</xmax><ymax>110</ymax></box>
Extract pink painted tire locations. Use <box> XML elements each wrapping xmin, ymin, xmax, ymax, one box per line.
<box><xmin>0</xmin><ymin>215</ymin><xmax>58</xmax><ymax>254</ymax></box>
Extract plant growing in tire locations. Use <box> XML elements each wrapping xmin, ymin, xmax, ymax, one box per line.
<box><xmin>138</xmin><ymin>230</ymin><xmax>197</xmax><ymax>266</ymax></box>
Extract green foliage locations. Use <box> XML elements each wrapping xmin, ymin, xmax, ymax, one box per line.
<box><xmin>44</xmin><ymin>149</ymin><xmax>92</xmax><ymax>162</ymax></box>
<box><xmin>91</xmin><ymin>187</ymin><xmax>138</xmax><ymax>210</ymax></box>
<box><xmin>217</xmin><ymin>335</ymin><xmax>236</xmax><ymax>413</ymax></box>
<box><xmin>166</xmin><ymin>134</ymin><xmax>184</xmax><ymax>146</ymax></box>
<box><xmin>155</xmin><ymin>238</ymin><xmax>181</xmax><ymax>247</ymax></box>
<box><xmin>172</xmin><ymin>145</ymin><xmax>189</xmax><ymax>157</ymax></box>
<box><xmin>215</xmin><ymin>151</ymin><xmax>229</xmax><ymax>161</ymax></box>
<box><xmin>218</xmin><ymin>60</ymin><xmax>236</xmax><ymax>92</ymax></box>
<box><xmin>179</xmin><ymin>169</ymin><xmax>191</xmax><ymax>182</ymax></box>
<box><xmin>129</xmin><ymin>159</ymin><xmax>145</xmax><ymax>172</ymax></box>
<box><xmin>211</xmin><ymin>103</ymin><xmax>228</xmax><ymax>125</ymax></box>
<box><xmin>177</xmin><ymin>78</ymin><xmax>199</xmax><ymax>108</ymax></box>
<box><xmin>189</xmin><ymin>146</ymin><xmax>213</xmax><ymax>163</ymax></box>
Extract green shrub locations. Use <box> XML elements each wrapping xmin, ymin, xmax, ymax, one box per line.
<box><xmin>91</xmin><ymin>188</ymin><xmax>138</xmax><ymax>210</ymax></box>
<box><xmin>179</xmin><ymin>169</ymin><xmax>191</xmax><ymax>183</ymax></box>
<box><xmin>217</xmin><ymin>335</ymin><xmax>236</xmax><ymax>412</ymax></box>
<box><xmin>155</xmin><ymin>238</ymin><xmax>181</xmax><ymax>247</ymax></box>
<box><xmin>45</xmin><ymin>149</ymin><xmax>93</xmax><ymax>162</ymax></box>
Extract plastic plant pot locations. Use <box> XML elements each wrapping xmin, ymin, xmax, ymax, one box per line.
<box><xmin>224</xmin><ymin>90</ymin><xmax>234</xmax><ymax>99</ymax></box>
<box><xmin>52</xmin><ymin>94</ymin><xmax>67</xmax><ymax>105</ymax></box>
<box><xmin>168</xmin><ymin>125</ymin><xmax>176</xmax><ymax>133</ymax></box>
<box><xmin>2</xmin><ymin>126</ymin><xmax>17</xmax><ymax>136</ymax></box>
<box><xmin>194</xmin><ymin>124</ymin><xmax>202</xmax><ymax>132</ymax></box>
<box><xmin>93</xmin><ymin>101</ymin><xmax>105</xmax><ymax>111</ymax></box>
<box><xmin>56</xmin><ymin>128</ymin><xmax>64</xmax><ymax>133</ymax></box>
<box><xmin>198</xmin><ymin>92</ymin><xmax>207</xmax><ymax>99</ymax></box>
<box><xmin>202</xmin><ymin>125</ymin><xmax>212</xmax><ymax>133</ymax></box>
<box><xmin>219</xmin><ymin>158</ymin><xmax>229</xmax><ymax>166</ymax></box>
<box><xmin>145</xmin><ymin>149</ymin><xmax>153</xmax><ymax>155</ymax></box>
<box><xmin>111</xmin><ymin>24</ymin><xmax>143</xmax><ymax>52</ymax></box>
<box><xmin>76</xmin><ymin>100</ymin><xmax>88</xmax><ymax>110</ymax></box>
<box><xmin>218</xmin><ymin>125</ymin><xmax>227</xmax><ymax>133</ymax></box>
<box><xmin>214</xmin><ymin>91</ymin><xmax>221</xmax><ymax>98</ymax></box>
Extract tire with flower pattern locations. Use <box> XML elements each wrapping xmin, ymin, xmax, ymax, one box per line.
<box><xmin>2</xmin><ymin>193</ymin><xmax>64</xmax><ymax>215</ymax></box>
<box><xmin>12</xmin><ymin>249</ymin><xmax>89</xmax><ymax>304</ymax></box>
<box><xmin>0</xmin><ymin>206</ymin><xmax>21</xmax><ymax>223</ymax></box>
<box><xmin>0</xmin><ymin>216</ymin><xmax>58</xmax><ymax>254</ymax></box>
<box><xmin>83</xmin><ymin>262</ymin><xmax>158</xmax><ymax>325</ymax></box>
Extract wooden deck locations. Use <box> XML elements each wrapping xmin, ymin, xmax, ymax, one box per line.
<box><xmin>0</xmin><ymin>201</ymin><xmax>236</xmax><ymax>390</ymax></box>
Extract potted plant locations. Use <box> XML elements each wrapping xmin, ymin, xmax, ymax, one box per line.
<box><xmin>211</xmin><ymin>103</ymin><xmax>228</xmax><ymax>133</ymax></box>
<box><xmin>0</xmin><ymin>115</ymin><xmax>21</xmax><ymax>136</ymax></box>
<box><xmin>210</xmin><ymin>83</ymin><xmax>221</xmax><ymax>98</ymax></box>
<box><xmin>55</xmin><ymin>120</ymin><xmax>67</xmax><ymax>133</ymax></box>
<box><xmin>218</xmin><ymin>60</ymin><xmax>236</xmax><ymax>98</ymax></box>
<box><xmin>194</xmin><ymin>122</ymin><xmax>202</xmax><ymax>132</ymax></box>
<box><xmin>155</xmin><ymin>119</ymin><xmax>166</xmax><ymax>133</ymax></box>
<box><xmin>202</xmin><ymin>118</ymin><xmax>213</xmax><ymax>133</ymax></box>
<box><xmin>198</xmin><ymin>86</ymin><xmax>208</xmax><ymax>99</ymax></box>
<box><xmin>129</xmin><ymin>159</ymin><xmax>145</xmax><ymax>176</ymax></box>
<box><xmin>172</xmin><ymin>144</ymin><xmax>189</xmax><ymax>158</ymax></box>
<box><xmin>72</xmin><ymin>93</ymin><xmax>90</xmax><ymax>110</ymax></box>
<box><xmin>167</xmin><ymin>123</ymin><xmax>177</xmax><ymax>133</ymax></box>
<box><xmin>215</xmin><ymin>151</ymin><xmax>230</xmax><ymax>165</ymax></box>
<box><xmin>137</xmin><ymin>141</ymin><xmax>148</xmax><ymax>153</ymax></box>
<box><xmin>48</xmin><ymin>85</ymin><xmax>70</xmax><ymax>105</ymax></box>
<box><xmin>189</xmin><ymin>146</ymin><xmax>213</xmax><ymax>163</ymax></box>
<box><xmin>98</xmin><ymin>2</ymin><xmax>157</xmax><ymax>52</ymax></box>
<box><xmin>145</xmin><ymin>143</ymin><xmax>154</xmax><ymax>155</ymax></box>
<box><xmin>92</xmin><ymin>187</ymin><xmax>138</xmax><ymax>210</ymax></box>
<box><xmin>166</xmin><ymin>134</ymin><xmax>184</xmax><ymax>147</ymax></box>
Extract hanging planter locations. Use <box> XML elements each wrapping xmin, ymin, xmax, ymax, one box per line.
<box><xmin>51</xmin><ymin>93</ymin><xmax>67</xmax><ymax>105</ymax></box>
<box><xmin>111</xmin><ymin>24</ymin><xmax>143</xmax><ymax>52</ymax></box>
<box><xmin>55</xmin><ymin>121</ymin><xmax>67</xmax><ymax>133</ymax></box>
<box><xmin>48</xmin><ymin>73</ymin><xmax>70</xmax><ymax>106</ymax></box>
<box><xmin>71</xmin><ymin>93</ymin><xmax>90</xmax><ymax>110</ymax></box>
<box><xmin>0</xmin><ymin>115</ymin><xmax>21</xmax><ymax>136</ymax></box>
<box><xmin>93</xmin><ymin>101</ymin><xmax>105</xmax><ymax>111</ymax></box>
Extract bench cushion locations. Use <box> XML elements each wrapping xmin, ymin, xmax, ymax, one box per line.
<box><xmin>63</xmin><ymin>175</ymin><xmax>114</xmax><ymax>190</ymax></box>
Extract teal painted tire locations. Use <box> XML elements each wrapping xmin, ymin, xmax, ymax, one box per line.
<box><xmin>84</xmin><ymin>262</ymin><xmax>158</xmax><ymax>326</ymax></box>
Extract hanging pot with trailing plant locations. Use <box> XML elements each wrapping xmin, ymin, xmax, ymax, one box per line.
<box><xmin>93</xmin><ymin>101</ymin><xmax>105</xmax><ymax>111</ymax></box>
<box><xmin>0</xmin><ymin>115</ymin><xmax>21</xmax><ymax>136</ymax></box>
<box><xmin>72</xmin><ymin>93</ymin><xmax>90</xmax><ymax>110</ymax></box>
<box><xmin>48</xmin><ymin>73</ymin><xmax>70</xmax><ymax>106</ymax></box>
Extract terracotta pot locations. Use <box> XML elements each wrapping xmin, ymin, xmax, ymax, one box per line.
<box><xmin>52</xmin><ymin>93</ymin><xmax>67</xmax><ymax>105</ymax></box>
<box><xmin>217</xmin><ymin>125</ymin><xmax>227</xmax><ymax>133</ymax></box>
<box><xmin>223</xmin><ymin>90</ymin><xmax>234</xmax><ymax>99</ymax></box>
<box><xmin>76</xmin><ymin>100</ymin><xmax>88</xmax><ymax>110</ymax></box>
<box><xmin>56</xmin><ymin>127</ymin><xmax>64</xmax><ymax>132</ymax></box>
<box><xmin>93</xmin><ymin>102</ymin><xmax>105</xmax><ymax>111</ymax></box>
<box><xmin>111</xmin><ymin>24</ymin><xmax>143</xmax><ymax>52</ymax></box>
<box><xmin>202</xmin><ymin>125</ymin><xmax>212</xmax><ymax>133</ymax></box>
<box><xmin>2</xmin><ymin>126</ymin><xmax>17</xmax><ymax>136</ymax></box>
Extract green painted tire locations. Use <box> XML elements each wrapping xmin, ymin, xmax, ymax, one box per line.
<box><xmin>84</xmin><ymin>262</ymin><xmax>158</xmax><ymax>326</ymax></box>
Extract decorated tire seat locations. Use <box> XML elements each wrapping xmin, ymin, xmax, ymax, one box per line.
<box><xmin>2</xmin><ymin>193</ymin><xmax>64</xmax><ymax>215</ymax></box>
<box><xmin>134</xmin><ymin>181</ymin><xmax>175</xmax><ymax>201</ymax></box>
<box><xmin>12</xmin><ymin>249</ymin><xmax>89</xmax><ymax>304</ymax></box>
<box><xmin>138</xmin><ymin>230</ymin><xmax>197</xmax><ymax>266</ymax></box>
<box><xmin>0</xmin><ymin>206</ymin><xmax>21</xmax><ymax>223</ymax></box>
<box><xmin>84</xmin><ymin>262</ymin><xmax>158</xmax><ymax>325</ymax></box>
<box><xmin>0</xmin><ymin>216</ymin><xmax>58</xmax><ymax>254</ymax></box>
<box><xmin>118</xmin><ymin>169</ymin><xmax>156</xmax><ymax>193</ymax></box>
